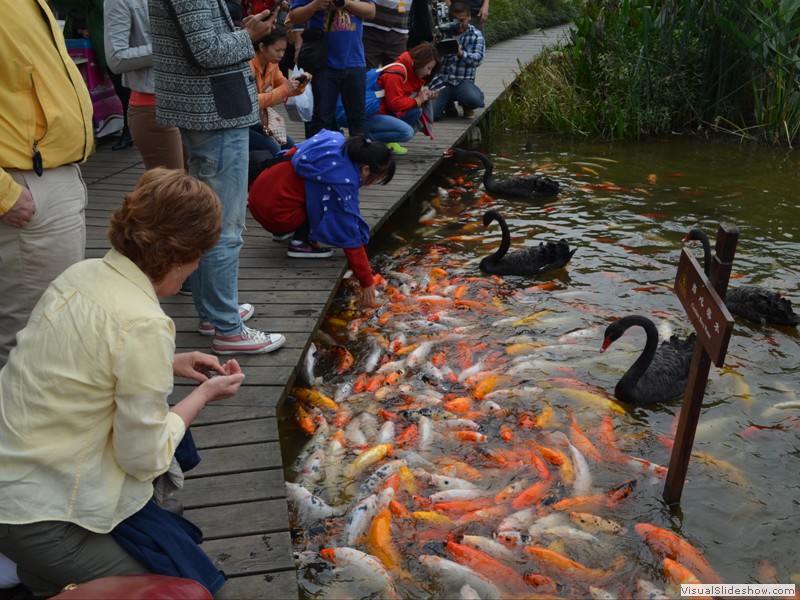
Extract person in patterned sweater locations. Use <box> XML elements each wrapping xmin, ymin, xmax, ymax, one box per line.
<box><xmin>149</xmin><ymin>0</ymin><xmax>287</xmax><ymax>355</ymax></box>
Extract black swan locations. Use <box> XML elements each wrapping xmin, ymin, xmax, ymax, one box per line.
<box><xmin>685</xmin><ymin>228</ymin><xmax>799</xmax><ymax>327</ymax></box>
<box><xmin>479</xmin><ymin>210</ymin><xmax>576</xmax><ymax>276</ymax></box>
<box><xmin>443</xmin><ymin>148</ymin><xmax>560</xmax><ymax>198</ymax></box>
<box><xmin>601</xmin><ymin>315</ymin><xmax>696</xmax><ymax>405</ymax></box>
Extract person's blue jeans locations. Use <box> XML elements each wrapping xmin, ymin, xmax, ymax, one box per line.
<box><xmin>249</xmin><ymin>124</ymin><xmax>295</xmax><ymax>156</ymax></box>
<box><xmin>180</xmin><ymin>127</ymin><xmax>248</xmax><ymax>336</ymax></box>
<box><xmin>310</xmin><ymin>67</ymin><xmax>368</xmax><ymax>137</ymax></box>
<box><xmin>431</xmin><ymin>80</ymin><xmax>485</xmax><ymax>120</ymax></box>
<box><xmin>368</xmin><ymin>108</ymin><xmax>421</xmax><ymax>143</ymax></box>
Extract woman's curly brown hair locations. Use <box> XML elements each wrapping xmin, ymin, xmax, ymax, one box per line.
<box><xmin>108</xmin><ymin>168</ymin><xmax>222</xmax><ymax>282</ymax></box>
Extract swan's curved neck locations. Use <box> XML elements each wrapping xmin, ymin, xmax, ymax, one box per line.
<box><xmin>620</xmin><ymin>317</ymin><xmax>660</xmax><ymax>387</ymax></box>
<box><xmin>467</xmin><ymin>151</ymin><xmax>494</xmax><ymax>185</ymax></box>
<box><xmin>697</xmin><ymin>232</ymin><xmax>712</xmax><ymax>277</ymax></box>
<box><xmin>487</xmin><ymin>213</ymin><xmax>510</xmax><ymax>262</ymax></box>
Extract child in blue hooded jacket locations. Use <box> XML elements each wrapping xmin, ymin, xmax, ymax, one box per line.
<box><xmin>249</xmin><ymin>130</ymin><xmax>395</xmax><ymax>306</ymax></box>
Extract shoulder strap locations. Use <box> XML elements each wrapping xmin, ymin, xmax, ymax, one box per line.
<box><xmin>376</xmin><ymin>61</ymin><xmax>408</xmax><ymax>82</ymax></box>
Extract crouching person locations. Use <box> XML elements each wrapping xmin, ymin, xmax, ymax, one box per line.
<box><xmin>248</xmin><ymin>130</ymin><xmax>394</xmax><ymax>307</ymax></box>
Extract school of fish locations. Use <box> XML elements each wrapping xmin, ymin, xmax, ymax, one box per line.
<box><xmin>282</xmin><ymin>153</ymin><xmax>800</xmax><ymax>599</ymax></box>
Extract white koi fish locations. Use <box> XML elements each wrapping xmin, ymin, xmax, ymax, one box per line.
<box><xmin>285</xmin><ymin>482</ymin><xmax>343</xmax><ymax>526</ymax></box>
<box><xmin>418</xmin><ymin>555</ymin><xmax>502</xmax><ymax>599</ymax></box>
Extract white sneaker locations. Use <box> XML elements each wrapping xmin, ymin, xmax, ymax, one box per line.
<box><xmin>198</xmin><ymin>303</ymin><xmax>255</xmax><ymax>336</ymax></box>
<box><xmin>212</xmin><ymin>326</ymin><xmax>286</xmax><ymax>355</ymax></box>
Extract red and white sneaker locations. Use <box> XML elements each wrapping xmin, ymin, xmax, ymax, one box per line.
<box><xmin>212</xmin><ymin>326</ymin><xmax>286</xmax><ymax>355</ymax></box>
<box><xmin>198</xmin><ymin>303</ymin><xmax>255</xmax><ymax>336</ymax></box>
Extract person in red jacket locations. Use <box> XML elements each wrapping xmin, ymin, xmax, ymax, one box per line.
<box><xmin>368</xmin><ymin>43</ymin><xmax>441</xmax><ymax>154</ymax></box>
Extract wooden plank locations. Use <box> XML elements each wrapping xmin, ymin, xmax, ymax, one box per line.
<box><xmin>187</xmin><ymin>418</ymin><xmax>281</xmax><ymax>448</ymax></box>
<box><xmin>203</xmin><ymin>531</ymin><xmax>296</xmax><ymax>575</ymax></box>
<box><xmin>187</xmin><ymin>442</ymin><xmax>283</xmax><ymax>477</ymax></box>
<box><xmin>180</xmin><ymin>469</ymin><xmax>289</xmax><ymax>508</ymax></box>
<box><xmin>216</xmin><ymin>570</ymin><xmax>298</xmax><ymax>600</ymax></box>
<box><xmin>184</xmin><ymin>498</ymin><xmax>290</xmax><ymax>536</ymax></box>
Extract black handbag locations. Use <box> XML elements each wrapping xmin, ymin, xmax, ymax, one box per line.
<box><xmin>297</xmin><ymin>11</ymin><xmax>334</xmax><ymax>75</ymax></box>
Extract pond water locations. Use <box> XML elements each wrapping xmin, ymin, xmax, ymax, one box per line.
<box><xmin>282</xmin><ymin>132</ymin><xmax>800</xmax><ymax>599</ymax></box>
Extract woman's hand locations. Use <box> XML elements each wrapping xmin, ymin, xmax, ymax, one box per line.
<box><xmin>198</xmin><ymin>367</ymin><xmax>245</xmax><ymax>403</ymax></box>
<box><xmin>361</xmin><ymin>284</ymin><xmax>382</xmax><ymax>308</ymax></box>
<box><xmin>173</xmin><ymin>351</ymin><xmax>237</xmax><ymax>383</ymax></box>
<box><xmin>170</xmin><ymin>359</ymin><xmax>243</xmax><ymax>426</ymax></box>
<box><xmin>287</xmin><ymin>72</ymin><xmax>311</xmax><ymax>93</ymax></box>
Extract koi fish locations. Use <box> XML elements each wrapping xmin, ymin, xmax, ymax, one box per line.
<box><xmin>418</xmin><ymin>555</ymin><xmax>502</xmax><ymax>599</ymax></box>
<box><xmin>460</xmin><ymin>534</ymin><xmax>527</xmax><ymax>565</ymax></box>
<box><xmin>367</xmin><ymin>508</ymin><xmax>402</xmax><ymax>570</ymax></box>
<box><xmin>569</xmin><ymin>512</ymin><xmax>626</xmax><ymax>535</ymax></box>
<box><xmin>635</xmin><ymin>523</ymin><xmax>722</xmax><ymax>584</ymax></box>
<box><xmin>285</xmin><ymin>482</ymin><xmax>344</xmax><ymax>525</ymax></box>
<box><xmin>445</xmin><ymin>541</ymin><xmax>531</xmax><ymax>593</ymax></box>
<box><xmin>524</xmin><ymin>545</ymin><xmax>609</xmax><ymax>581</ymax></box>
<box><xmin>291</xmin><ymin>387</ymin><xmax>339</xmax><ymax>412</ymax></box>
<box><xmin>344</xmin><ymin>443</ymin><xmax>394</xmax><ymax>480</ymax></box>
<box><xmin>319</xmin><ymin>547</ymin><xmax>398</xmax><ymax>598</ymax></box>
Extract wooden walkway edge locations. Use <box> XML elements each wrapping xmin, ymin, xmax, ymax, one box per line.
<box><xmin>80</xmin><ymin>24</ymin><xmax>570</xmax><ymax>598</ymax></box>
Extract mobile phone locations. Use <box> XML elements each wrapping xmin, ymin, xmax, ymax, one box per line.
<box><xmin>296</xmin><ymin>74</ymin><xmax>308</xmax><ymax>84</ymax></box>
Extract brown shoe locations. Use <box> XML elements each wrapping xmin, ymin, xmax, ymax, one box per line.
<box><xmin>463</xmin><ymin>109</ymin><xmax>476</xmax><ymax>119</ymax></box>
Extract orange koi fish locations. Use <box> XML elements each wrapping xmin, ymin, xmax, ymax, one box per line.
<box><xmin>635</xmin><ymin>523</ymin><xmax>722</xmax><ymax>584</ymax></box>
<box><xmin>294</xmin><ymin>402</ymin><xmax>317</xmax><ymax>436</ymax></box>
<box><xmin>510</xmin><ymin>480</ymin><xmax>551</xmax><ymax>510</ymax></box>
<box><xmin>290</xmin><ymin>387</ymin><xmax>339</xmax><ymax>412</ymax></box>
<box><xmin>445</xmin><ymin>541</ymin><xmax>531</xmax><ymax>593</ymax></box>
<box><xmin>663</xmin><ymin>558</ymin><xmax>710</xmax><ymax>598</ymax></box>
<box><xmin>594</xmin><ymin>415</ymin><xmax>625</xmax><ymax>460</ymax></box>
<box><xmin>524</xmin><ymin>546</ymin><xmax>609</xmax><ymax>582</ymax></box>
<box><xmin>367</xmin><ymin>509</ymin><xmax>402</xmax><ymax>570</ymax></box>
<box><xmin>566</xmin><ymin>407</ymin><xmax>603</xmax><ymax>462</ymax></box>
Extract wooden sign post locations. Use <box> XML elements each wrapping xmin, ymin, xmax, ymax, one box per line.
<box><xmin>663</xmin><ymin>223</ymin><xmax>738</xmax><ymax>505</ymax></box>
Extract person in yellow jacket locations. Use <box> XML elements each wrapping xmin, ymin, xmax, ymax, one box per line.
<box><xmin>0</xmin><ymin>0</ymin><xmax>94</xmax><ymax>367</ymax></box>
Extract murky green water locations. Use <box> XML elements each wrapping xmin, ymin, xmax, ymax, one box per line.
<box><xmin>283</xmin><ymin>133</ymin><xmax>800</xmax><ymax>598</ymax></box>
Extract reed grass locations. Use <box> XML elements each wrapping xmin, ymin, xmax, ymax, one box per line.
<box><xmin>490</xmin><ymin>0</ymin><xmax>800</xmax><ymax>147</ymax></box>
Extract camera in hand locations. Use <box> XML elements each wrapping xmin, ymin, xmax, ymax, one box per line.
<box><xmin>332</xmin><ymin>0</ymin><xmax>346</xmax><ymax>8</ymax></box>
<box><xmin>432</xmin><ymin>1</ymin><xmax>460</xmax><ymax>55</ymax></box>
<box><xmin>296</xmin><ymin>74</ymin><xmax>308</xmax><ymax>84</ymax></box>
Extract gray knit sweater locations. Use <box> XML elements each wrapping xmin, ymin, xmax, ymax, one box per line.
<box><xmin>149</xmin><ymin>0</ymin><xmax>258</xmax><ymax>130</ymax></box>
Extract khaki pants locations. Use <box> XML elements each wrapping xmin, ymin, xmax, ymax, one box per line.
<box><xmin>128</xmin><ymin>104</ymin><xmax>187</xmax><ymax>171</ymax></box>
<box><xmin>0</xmin><ymin>521</ymin><xmax>148</xmax><ymax>598</ymax></box>
<box><xmin>0</xmin><ymin>165</ymin><xmax>87</xmax><ymax>367</ymax></box>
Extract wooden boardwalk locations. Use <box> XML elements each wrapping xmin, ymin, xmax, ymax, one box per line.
<box><xmin>81</xmin><ymin>25</ymin><xmax>569</xmax><ymax>598</ymax></box>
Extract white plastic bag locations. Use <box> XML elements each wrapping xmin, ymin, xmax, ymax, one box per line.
<box><xmin>285</xmin><ymin>66</ymin><xmax>313</xmax><ymax>123</ymax></box>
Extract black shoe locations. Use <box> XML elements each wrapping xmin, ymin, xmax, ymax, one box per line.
<box><xmin>444</xmin><ymin>103</ymin><xmax>459</xmax><ymax>118</ymax></box>
<box><xmin>112</xmin><ymin>130</ymin><xmax>133</xmax><ymax>151</ymax></box>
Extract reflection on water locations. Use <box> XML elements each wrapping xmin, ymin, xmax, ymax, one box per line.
<box><xmin>282</xmin><ymin>134</ymin><xmax>800</xmax><ymax>598</ymax></box>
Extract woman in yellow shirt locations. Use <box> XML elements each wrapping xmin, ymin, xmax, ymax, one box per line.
<box><xmin>0</xmin><ymin>169</ymin><xmax>243</xmax><ymax>596</ymax></box>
